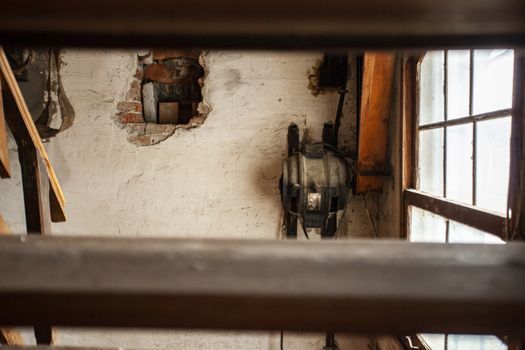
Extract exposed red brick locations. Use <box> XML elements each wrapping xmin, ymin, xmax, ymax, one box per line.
<box><xmin>117</xmin><ymin>101</ymin><xmax>142</xmax><ymax>113</ymax></box>
<box><xmin>118</xmin><ymin>113</ymin><xmax>145</xmax><ymax>124</ymax></box>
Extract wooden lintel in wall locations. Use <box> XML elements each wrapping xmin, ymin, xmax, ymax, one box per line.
<box><xmin>0</xmin><ymin>78</ymin><xmax>10</xmax><ymax>178</ymax></box>
<box><xmin>356</xmin><ymin>52</ymin><xmax>396</xmax><ymax>193</ymax></box>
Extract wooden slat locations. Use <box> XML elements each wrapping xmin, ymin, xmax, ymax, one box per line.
<box><xmin>0</xmin><ymin>48</ymin><xmax>66</xmax><ymax>223</ymax></box>
<box><xmin>0</xmin><ymin>235</ymin><xmax>524</xmax><ymax>335</ymax></box>
<box><xmin>0</xmin><ymin>78</ymin><xmax>10</xmax><ymax>178</ymax></box>
<box><xmin>0</xmin><ymin>0</ymin><xmax>524</xmax><ymax>48</ymax></box>
<box><xmin>0</xmin><ymin>48</ymin><xmax>65</xmax><ymax>208</ymax></box>
<box><xmin>404</xmin><ymin>189</ymin><xmax>506</xmax><ymax>238</ymax></box>
<box><xmin>356</xmin><ymin>53</ymin><xmax>396</xmax><ymax>193</ymax></box>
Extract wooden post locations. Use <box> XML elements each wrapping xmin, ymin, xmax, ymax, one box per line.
<box><xmin>509</xmin><ymin>51</ymin><xmax>525</xmax><ymax>240</ymax></box>
<box><xmin>356</xmin><ymin>52</ymin><xmax>396</xmax><ymax>193</ymax></box>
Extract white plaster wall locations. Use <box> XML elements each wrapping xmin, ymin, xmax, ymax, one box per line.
<box><xmin>0</xmin><ymin>50</ymin><xmax>384</xmax><ymax>349</ymax></box>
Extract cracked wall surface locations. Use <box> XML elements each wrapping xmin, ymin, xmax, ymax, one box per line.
<box><xmin>0</xmin><ymin>50</ymin><xmax>400</xmax><ymax>350</ymax></box>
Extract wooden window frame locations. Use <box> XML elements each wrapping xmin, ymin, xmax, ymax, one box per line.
<box><xmin>401</xmin><ymin>51</ymin><xmax>523</xmax><ymax>241</ymax></box>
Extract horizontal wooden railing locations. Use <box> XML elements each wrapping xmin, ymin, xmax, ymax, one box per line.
<box><xmin>0</xmin><ymin>235</ymin><xmax>524</xmax><ymax>336</ymax></box>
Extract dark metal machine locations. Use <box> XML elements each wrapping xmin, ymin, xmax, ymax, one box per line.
<box><xmin>280</xmin><ymin>122</ymin><xmax>352</xmax><ymax>239</ymax></box>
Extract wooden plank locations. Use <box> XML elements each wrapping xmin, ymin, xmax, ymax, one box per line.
<box><xmin>404</xmin><ymin>189</ymin><xmax>506</xmax><ymax>238</ymax></box>
<box><xmin>0</xmin><ymin>78</ymin><xmax>10</xmax><ymax>178</ymax></box>
<box><xmin>0</xmin><ymin>47</ymin><xmax>66</xmax><ymax>210</ymax></box>
<box><xmin>0</xmin><ymin>235</ymin><xmax>524</xmax><ymax>335</ymax></box>
<box><xmin>0</xmin><ymin>0</ymin><xmax>524</xmax><ymax>48</ymax></box>
<box><xmin>356</xmin><ymin>53</ymin><xmax>396</xmax><ymax>193</ymax></box>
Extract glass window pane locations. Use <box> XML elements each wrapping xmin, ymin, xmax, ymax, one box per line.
<box><xmin>473</xmin><ymin>49</ymin><xmax>514</xmax><ymax>114</ymax></box>
<box><xmin>420</xmin><ymin>51</ymin><xmax>445</xmax><ymax>125</ymax></box>
<box><xmin>409</xmin><ymin>207</ymin><xmax>446</xmax><ymax>242</ymax></box>
<box><xmin>448</xmin><ymin>220</ymin><xmax>504</xmax><ymax>244</ymax></box>
<box><xmin>419</xmin><ymin>128</ymin><xmax>444</xmax><ymax>196</ymax></box>
<box><xmin>448</xmin><ymin>335</ymin><xmax>506</xmax><ymax>350</ymax></box>
<box><xmin>420</xmin><ymin>334</ymin><xmax>445</xmax><ymax>350</ymax></box>
<box><xmin>447</xmin><ymin>50</ymin><xmax>470</xmax><ymax>120</ymax></box>
<box><xmin>446</xmin><ymin>124</ymin><xmax>473</xmax><ymax>204</ymax></box>
<box><xmin>476</xmin><ymin>117</ymin><xmax>511</xmax><ymax>214</ymax></box>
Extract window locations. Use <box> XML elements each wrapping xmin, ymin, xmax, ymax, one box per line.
<box><xmin>406</xmin><ymin>49</ymin><xmax>515</xmax><ymax>240</ymax></box>
<box><xmin>404</xmin><ymin>49</ymin><xmax>515</xmax><ymax>350</ymax></box>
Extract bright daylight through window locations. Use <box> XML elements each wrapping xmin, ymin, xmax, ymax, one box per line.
<box><xmin>410</xmin><ymin>49</ymin><xmax>514</xmax><ymax>350</ymax></box>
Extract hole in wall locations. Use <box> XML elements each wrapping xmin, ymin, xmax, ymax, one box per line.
<box><xmin>116</xmin><ymin>50</ymin><xmax>208</xmax><ymax>146</ymax></box>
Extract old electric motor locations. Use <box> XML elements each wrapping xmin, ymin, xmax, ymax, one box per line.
<box><xmin>280</xmin><ymin>123</ymin><xmax>352</xmax><ymax>239</ymax></box>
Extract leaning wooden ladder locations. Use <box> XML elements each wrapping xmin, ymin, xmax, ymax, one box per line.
<box><xmin>0</xmin><ymin>46</ymin><xmax>67</xmax><ymax>345</ymax></box>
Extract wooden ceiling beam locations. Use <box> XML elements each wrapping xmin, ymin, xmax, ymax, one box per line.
<box><xmin>0</xmin><ymin>0</ymin><xmax>524</xmax><ymax>48</ymax></box>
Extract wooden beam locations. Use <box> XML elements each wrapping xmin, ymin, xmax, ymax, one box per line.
<box><xmin>509</xmin><ymin>51</ymin><xmax>525</xmax><ymax>240</ymax></box>
<box><xmin>404</xmin><ymin>189</ymin><xmax>506</xmax><ymax>238</ymax></box>
<box><xmin>400</xmin><ymin>57</ymin><xmax>417</xmax><ymax>238</ymax></box>
<box><xmin>0</xmin><ymin>0</ymin><xmax>524</xmax><ymax>48</ymax></box>
<box><xmin>356</xmin><ymin>52</ymin><xmax>396</xmax><ymax>193</ymax></box>
<box><xmin>0</xmin><ymin>235</ymin><xmax>524</xmax><ymax>335</ymax></box>
<box><xmin>0</xmin><ymin>77</ymin><xmax>10</xmax><ymax>178</ymax></box>
<box><xmin>0</xmin><ymin>48</ymin><xmax>66</xmax><ymax>223</ymax></box>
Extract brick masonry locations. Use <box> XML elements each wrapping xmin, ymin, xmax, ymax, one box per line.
<box><xmin>115</xmin><ymin>52</ymin><xmax>206</xmax><ymax>146</ymax></box>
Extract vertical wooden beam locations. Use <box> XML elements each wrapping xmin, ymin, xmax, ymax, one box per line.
<box><xmin>356</xmin><ymin>52</ymin><xmax>396</xmax><ymax>193</ymax></box>
<box><xmin>0</xmin><ymin>78</ymin><xmax>10</xmax><ymax>178</ymax></box>
<box><xmin>400</xmin><ymin>56</ymin><xmax>417</xmax><ymax>239</ymax></box>
<box><xmin>509</xmin><ymin>51</ymin><xmax>524</xmax><ymax>241</ymax></box>
<box><xmin>16</xmin><ymin>144</ymin><xmax>51</xmax><ymax>235</ymax></box>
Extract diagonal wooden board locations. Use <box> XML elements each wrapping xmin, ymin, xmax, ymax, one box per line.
<box><xmin>0</xmin><ymin>47</ymin><xmax>66</xmax><ymax>222</ymax></box>
<box><xmin>0</xmin><ymin>78</ymin><xmax>10</xmax><ymax>178</ymax></box>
